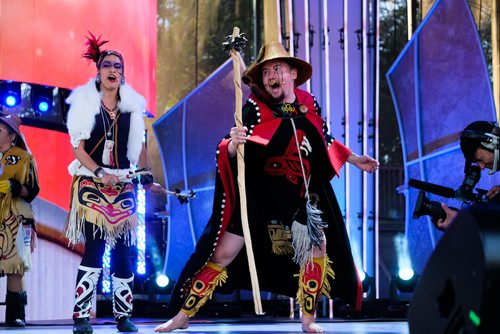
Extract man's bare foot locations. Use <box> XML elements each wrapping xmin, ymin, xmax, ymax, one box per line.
<box><xmin>154</xmin><ymin>312</ymin><xmax>189</xmax><ymax>332</ymax></box>
<box><xmin>302</xmin><ymin>314</ymin><xmax>325</xmax><ymax>333</ymax></box>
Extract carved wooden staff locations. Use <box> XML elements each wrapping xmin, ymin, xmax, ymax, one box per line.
<box><xmin>224</xmin><ymin>27</ymin><xmax>264</xmax><ymax>315</ymax></box>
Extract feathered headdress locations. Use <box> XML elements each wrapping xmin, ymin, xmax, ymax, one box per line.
<box><xmin>82</xmin><ymin>31</ymin><xmax>124</xmax><ymax>72</ymax></box>
<box><xmin>83</xmin><ymin>32</ymin><xmax>109</xmax><ymax>65</ymax></box>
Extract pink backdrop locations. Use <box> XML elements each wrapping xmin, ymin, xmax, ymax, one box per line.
<box><xmin>0</xmin><ymin>0</ymin><xmax>157</xmax><ymax>209</ymax></box>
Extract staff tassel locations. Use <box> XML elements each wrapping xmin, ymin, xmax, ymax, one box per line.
<box><xmin>224</xmin><ymin>27</ymin><xmax>264</xmax><ymax>315</ymax></box>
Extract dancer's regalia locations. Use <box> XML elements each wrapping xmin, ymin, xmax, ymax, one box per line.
<box><xmin>0</xmin><ymin>113</ymin><xmax>39</xmax><ymax>327</ymax></box>
<box><xmin>166</xmin><ymin>86</ymin><xmax>362</xmax><ymax>317</ymax></box>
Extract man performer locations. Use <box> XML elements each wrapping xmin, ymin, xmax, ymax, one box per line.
<box><xmin>155</xmin><ymin>41</ymin><xmax>379</xmax><ymax>333</ymax></box>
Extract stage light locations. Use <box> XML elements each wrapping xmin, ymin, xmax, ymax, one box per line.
<box><xmin>390</xmin><ymin>234</ymin><xmax>419</xmax><ymax>300</ymax></box>
<box><xmin>398</xmin><ymin>267</ymin><xmax>415</xmax><ymax>281</ymax></box>
<box><xmin>358</xmin><ymin>270</ymin><xmax>374</xmax><ymax>293</ymax></box>
<box><xmin>31</xmin><ymin>85</ymin><xmax>53</xmax><ymax>113</ymax></box>
<box><xmin>1</xmin><ymin>81</ymin><xmax>21</xmax><ymax>107</ymax></box>
<box><xmin>358</xmin><ymin>269</ymin><xmax>366</xmax><ymax>282</ymax></box>
<box><xmin>37</xmin><ymin>99</ymin><xmax>50</xmax><ymax>112</ymax></box>
<box><xmin>395</xmin><ymin>267</ymin><xmax>418</xmax><ymax>293</ymax></box>
<box><xmin>101</xmin><ymin>243</ymin><xmax>112</xmax><ymax>294</ymax></box>
<box><xmin>136</xmin><ymin>182</ymin><xmax>146</xmax><ymax>275</ymax></box>
<box><xmin>6</xmin><ymin>95</ymin><xmax>18</xmax><ymax>107</ymax></box>
<box><xmin>155</xmin><ymin>273</ymin><xmax>170</xmax><ymax>288</ymax></box>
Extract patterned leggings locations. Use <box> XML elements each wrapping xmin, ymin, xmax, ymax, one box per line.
<box><xmin>80</xmin><ymin>221</ymin><xmax>133</xmax><ymax>278</ymax></box>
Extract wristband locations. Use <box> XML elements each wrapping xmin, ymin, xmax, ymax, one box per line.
<box><xmin>94</xmin><ymin>167</ymin><xmax>105</xmax><ymax>178</ymax></box>
<box><xmin>9</xmin><ymin>179</ymin><xmax>22</xmax><ymax>197</ymax></box>
<box><xmin>140</xmin><ymin>174</ymin><xmax>154</xmax><ymax>186</ymax></box>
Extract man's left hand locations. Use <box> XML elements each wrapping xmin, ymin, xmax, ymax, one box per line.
<box><xmin>487</xmin><ymin>185</ymin><xmax>500</xmax><ymax>200</ymax></box>
<box><xmin>348</xmin><ymin>154</ymin><xmax>379</xmax><ymax>173</ymax></box>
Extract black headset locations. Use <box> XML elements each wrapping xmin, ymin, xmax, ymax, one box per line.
<box><xmin>460</xmin><ymin>122</ymin><xmax>500</xmax><ymax>151</ymax></box>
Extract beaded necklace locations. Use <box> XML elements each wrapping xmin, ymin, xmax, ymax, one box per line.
<box><xmin>101</xmin><ymin>100</ymin><xmax>118</xmax><ymax>120</ymax></box>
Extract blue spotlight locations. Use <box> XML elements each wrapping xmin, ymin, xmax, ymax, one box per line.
<box><xmin>32</xmin><ymin>84</ymin><xmax>53</xmax><ymax>113</ymax></box>
<box><xmin>155</xmin><ymin>273</ymin><xmax>170</xmax><ymax>288</ymax></box>
<box><xmin>5</xmin><ymin>95</ymin><xmax>18</xmax><ymax>107</ymax></box>
<box><xmin>1</xmin><ymin>81</ymin><xmax>21</xmax><ymax>107</ymax></box>
<box><xmin>37</xmin><ymin>99</ymin><xmax>50</xmax><ymax>112</ymax></box>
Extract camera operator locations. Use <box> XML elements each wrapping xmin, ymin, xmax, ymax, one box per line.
<box><xmin>438</xmin><ymin>121</ymin><xmax>500</xmax><ymax>229</ymax></box>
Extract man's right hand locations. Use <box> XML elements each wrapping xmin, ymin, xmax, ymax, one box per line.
<box><xmin>487</xmin><ymin>185</ymin><xmax>500</xmax><ymax>200</ymax></box>
<box><xmin>228</xmin><ymin>126</ymin><xmax>248</xmax><ymax>157</ymax></box>
<box><xmin>437</xmin><ymin>203</ymin><xmax>459</xmax><ymax>230</ymax></box>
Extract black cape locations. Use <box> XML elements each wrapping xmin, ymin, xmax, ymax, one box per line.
<box><xmin>166</xmin><ymin>89</ymin><xmax>362</xmax><ymax>317</ymax></box>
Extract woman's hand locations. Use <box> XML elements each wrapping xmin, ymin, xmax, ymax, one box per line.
<box><xmin>347</xmin><ymin>153</ymin><xmax>379</xmax><ymax>173</ymax></box>
<box><xmin>100</xmin><ymin>172</ymin><xmax>120</xmax><ymax>187</ymax></box>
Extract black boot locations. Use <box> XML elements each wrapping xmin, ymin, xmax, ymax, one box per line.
<box><xmin>73</xmin><ymin>318</ymin><xmax>93</xmax><ymax>334</ymax></box>
<box><xmin>116</xmin><ymin>316</ymin><xmax>138</xmax><ymax>332</ymax></box>
<box><xmin>72</xmin><ymin>265</ymin><xmax>101</xmax><ymax>333</ymax></box>
<box><xmin>5</xmin><ymin>290</ymin><xmax>27</xmax><ymax>327</ymax></box>
<box><xmin>112</xmin><ymin>274</ymin><xmax>138</xmax><ymax>332</ymax></box>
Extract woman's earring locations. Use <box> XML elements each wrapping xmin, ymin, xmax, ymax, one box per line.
<box><xmin>96</xmin><ymin>73</ymin><xmax>101</xmax><ymax>84</ymax></box>
<box><xmin>120</xmin><ymin>74</ymin><xmax>126</xmax><ymax>85</ymax></box>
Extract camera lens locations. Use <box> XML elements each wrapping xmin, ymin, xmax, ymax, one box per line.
<box><xmin>413</xmin><ymin>191</ymin><xmax>446</xmax><ymax>221</ymax></box>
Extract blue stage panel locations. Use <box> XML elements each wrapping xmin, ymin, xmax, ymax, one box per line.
<box><xmin>153</xmin><ymin>59</ymin><xmax>249</xmax><ymax>281</ymax></box>
<box><xmin>386</xmin><ymin>0</ymin><xmax>497</xmax><ymax>273</ymax></box>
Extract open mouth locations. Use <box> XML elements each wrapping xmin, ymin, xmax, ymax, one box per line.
<box><xmin>268</xmin><ymin>79</ymin><xmax>280</xmax><ymax>90</ymax></box>
<box><xmin>107</xmin><ymin>74</ymin><xmax>117</xmax><ymax>83</ymax></box>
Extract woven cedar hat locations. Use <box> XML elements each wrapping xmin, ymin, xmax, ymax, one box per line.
<box><xmin>243</xmin><ymin>41</ymin><xmax>312</xmax><ymax>88</ymax></box>
<box><xmin>0</xmin><ymin>111</ymin><xmax>27</xmax><ymax>151</ymax></box>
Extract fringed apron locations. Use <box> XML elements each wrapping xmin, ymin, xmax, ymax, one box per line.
<box><xmin>64</xmin><ymin>176</ymin><xmax>137</xmax><ymax>248</ymax></box>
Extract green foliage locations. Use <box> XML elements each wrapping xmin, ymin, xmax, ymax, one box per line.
<box><xmin>156</xmin><ymin>0</ymin><xmax>253</xmax><ymax>116</ymax></box>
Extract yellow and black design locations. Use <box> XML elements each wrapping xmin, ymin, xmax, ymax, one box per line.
<box><xmin>181</xmin><ymin>261</ymin><xmax>228</xmax><ymax>318</ymax></box>
<box><xmin>296</xmin><ymin>256</ymin><xmax>335</xmax><ymax>316</ymax></box>
<box><xmin>0</xmin><ymin>146</ymin><xmax>37</xmax><ymax>276</ymax></box>
<box><xmin>267</xmin><ymin>220</ymin><xmax>293</xmax><ymax>255</ymax></box>
<box><xmin>4</xmin><ymin>154</ymin><xmax>22</xmax><ymax>165</ymax></box>
<box><xmin>0</xmin><ymin>213</ymin><xmax>19</xmax><ymax>262</ymax></box>
<box><xmin>0</xmin><ymin>205</ymin><xmax>32</xmax><ymax>275</ymax></box>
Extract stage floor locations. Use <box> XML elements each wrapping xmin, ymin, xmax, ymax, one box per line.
<box><xmin>1</xmin><ymin>319</ymin><xmax>409</xmax><ymax>333</ymax></box>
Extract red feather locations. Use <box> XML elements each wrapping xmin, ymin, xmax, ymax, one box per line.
<box><xmin>83</xmin><ymin>31</ymin><xmax>109</xmax><ymax>63</ymax></box>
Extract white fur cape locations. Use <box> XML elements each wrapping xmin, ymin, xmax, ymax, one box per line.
<box><xmin>66</xmin><ymin>78</ymin><xmax>145</xmax><ymax>167</ymax></box>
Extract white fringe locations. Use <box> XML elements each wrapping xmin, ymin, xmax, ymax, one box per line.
<box><xmin>306</xmin><ymin>199</ymin><xmax>327</xmax><ymax>247</ymax></box>
<box><xmin>291</xmin><ymin>221</ymin><xmax>312</xmax><ymax>267</ymax></box>
<box><xmin>15</xmin><ymin>223</ymin><xmax>31</xmax><ymax>271</ymax></box>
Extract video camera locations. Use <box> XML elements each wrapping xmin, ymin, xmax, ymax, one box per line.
<box><xmin>409</xmin><ymin>165</ymin><xmax>487</xmax><ymax>225</ymax></box>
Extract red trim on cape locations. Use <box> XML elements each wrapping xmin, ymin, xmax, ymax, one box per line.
<box><xmin>355</xmin><ymin>271</ymin><xmax>363</xmax><ymax>311</ymax></box>
<box><xmin>216</xmin><ymin>139</ymin><xmax>236</xmax><ymax>235</ymax></box>
<box><xmin>330</xmin><ymin>140</ymin><xmax>352</xmax><ymax>177</ymax></box>
<box><xmin>248</xmin><ymin>88</ymin><xmax>352</xmax><ymax>178</ymax></box>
